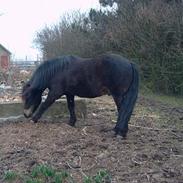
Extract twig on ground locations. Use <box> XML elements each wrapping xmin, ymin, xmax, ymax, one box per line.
<box><xmin>171</xmin><ymin>154</ymin><xmax>183</xmax><ymax>158</ymax></box>
<box><xmin>66</xmin><ymin>162</ymin><xmax>77</xmax><ymax>169</ymax></box>
<box><xmin>82</xmin><ymin>127</ymin><xmax>88</xmax><ymax>136</ymax></box>
<box><xmin>66</xmin><ymin>157</ymin><xmax>88</xmax><ymax>178</ymax></box>
<box><xmin>131</xmin><ymin>156</ymin><xmax>143</xmax><ymax>165</ymax></box>
<box><xmin>129</xmin><ymin>124</ymin><xmax>170</xmax><ymax>131</ymax></box>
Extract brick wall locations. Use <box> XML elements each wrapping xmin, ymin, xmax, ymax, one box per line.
<box><xmin>0</xmin><ymin>48</ymin><xmax>10</xmax><ymax>70</ymax></box>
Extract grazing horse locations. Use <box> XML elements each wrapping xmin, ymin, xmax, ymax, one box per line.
<box><xmin>22</xmin><ymin>54</ymin><xmax>139</xmax><ymax>137</ymax></box>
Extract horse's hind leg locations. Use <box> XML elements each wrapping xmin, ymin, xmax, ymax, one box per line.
<box><xmin>112</xmin><ymin>64</ymin><xmax>139</xmax><ymax>138</ymax></box>
<box><xmin>112</xmin><ymin>95</ymin><xmax>123</xmax><ymax>113</ymax></box>
<box><xmin>112</xmin><ymin>95</ymin><xmax>127</xmax><ymax>134</ymax></box>
<box><xmin>112</xmin><ymin>94</ymin><xmax>131</xmax><ymax>138</ymax></box>
<box><xmin>113</xmin><ymin>89</ymin><xmax>138</xmax><ymax>138</ymax></box>
<box><xmin>66</xmin><ymin>95</ymin><xmax>76</xmax><ymax>126</ymax></box>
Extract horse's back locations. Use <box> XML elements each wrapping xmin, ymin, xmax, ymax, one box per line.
<box><xmin>101</xmin><ymin>54</ymin><xmax>131</xmax><ymax>70</ymax></box>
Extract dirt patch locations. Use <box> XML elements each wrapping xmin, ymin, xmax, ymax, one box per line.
<box><xmin>0</xmin><ymin>96</ymin><xmax>183</xmax><ymax>182</ymax></box>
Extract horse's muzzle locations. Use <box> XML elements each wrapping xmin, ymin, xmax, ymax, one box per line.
<box><xmin>24</xmin><ymin>108</ymin><xmax>33</xmax><ymax>118</ymax></box>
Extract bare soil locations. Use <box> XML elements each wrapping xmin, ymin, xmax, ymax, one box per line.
<box><xmin>0</xmin><ymin>96</ymin><xmax>183</xmax><ymax>183</ymax></box>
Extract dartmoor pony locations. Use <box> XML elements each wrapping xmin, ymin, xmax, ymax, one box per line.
<box><xmin>22</xmin><ymin>54</ymin><xmax>139</xmax><ymax>137</ymax></box>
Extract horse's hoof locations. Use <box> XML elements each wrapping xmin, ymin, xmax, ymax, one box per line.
<box><xmin>68</xmin><ymin>122</ymin><xmax>75</xmax><ymax>127</ymax></box>
<box><xmin>115</xmin><ymin>134</ymin><xmax>127</xmax><ymax>139</ymax></box>
<box><xmin>118</xmin><ymin>131</ymin><xmax>127</xmax><ymax>138</ymax></box>
<box><xmin>31</xmin><ymin>117</ymin><xmax>38</xmax><ymax>123</ymax></box>
<box><xmin>114</xmin><ymin>128</ymin><xmax>127</xmax><ymax>138</ymax></box>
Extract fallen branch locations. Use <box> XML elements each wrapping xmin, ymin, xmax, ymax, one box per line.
<box><xmin>0</xmin><ymin>115</ymin><xmax>24</xmax><ymax>122</ymax></box>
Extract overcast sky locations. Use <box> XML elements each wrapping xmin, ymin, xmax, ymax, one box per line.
<box><xmin>0</xmin><ymin>0</ymin><xmax>99</xmax><ymax>60</ymax></box>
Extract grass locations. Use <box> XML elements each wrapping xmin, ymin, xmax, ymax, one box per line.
<box><xmin>144</xmin><ymin>93</ymin><xmax>183</xmax><ymax>107</ymax></box>
<box><xmin>140</xmin><ymin>88</ymin><xmax>183</xmax><ymax>107</ymax></box>
<box><xmin>4</xmin><ymin>164</ymin><xmax>111</xmax><ymax>183</ymax></box>
<box><xmin>83</xmin><ymin>170</ymin><xmax>111</xmax><ymax>183</ymax></box>
<box><xmin>134</xmin><ymin>89</ymin><xmax>183</xmax><ymax>129</ymax></box>
<box><xmin>4</xmin><ymin>171</ymin><xmax>19</xmax><ymax>182</ymax></box>
<box><xmin>133</xmin><ymin>104</ymin><xmax>166</xmax><ymax>128</ymax></box>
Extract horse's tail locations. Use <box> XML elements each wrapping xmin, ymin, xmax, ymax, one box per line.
<box><xmin>115</xmin><ymin>62</ymin><xmax>139</xmax><ymax>137</ymax></box>
<box><xmin>125</xmin><ymin>62</ymin><xmax>139</xmax><ymax>114</ymax></box>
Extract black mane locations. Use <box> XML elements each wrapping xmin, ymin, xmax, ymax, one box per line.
<box><xmin>30</xmin><ymin>55</ymin><xmax>78</xmax><ymax>90</ymax></box>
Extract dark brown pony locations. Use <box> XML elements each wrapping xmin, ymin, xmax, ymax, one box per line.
<box><xmin>22</xmin><ymin>54</ymin><xmax>139</xmax><ymax>137</ymax></box>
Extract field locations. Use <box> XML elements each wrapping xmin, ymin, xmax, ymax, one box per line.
<box><xmin>0</xmin><ymin>94</ymin><xmax>183</xmax><ymax>182</ymax></box>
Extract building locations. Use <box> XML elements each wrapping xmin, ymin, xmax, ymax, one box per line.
<box><xmin>0</xmin><ymin>44</ymin><xmax>11</xmax><ymax>71</ymax></box>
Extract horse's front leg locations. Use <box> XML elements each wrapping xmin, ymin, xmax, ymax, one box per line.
<box><xmin>32</xmin><ymin>90</ymin><xmax>61</xmax><ymax>123</ymax></box>
<box><xmin>66</xmin><ymin>94</ymin><xmax>76</xmax><ymax>126</ymax></box>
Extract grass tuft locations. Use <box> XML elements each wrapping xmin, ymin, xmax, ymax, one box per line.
<box><xmin>4</xmin><ymin>164</ymin><xmax>111</xmax><ymax>183</ymax></box>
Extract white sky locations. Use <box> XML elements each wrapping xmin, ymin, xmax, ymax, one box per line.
<box><xmin>0</xmin><ymin>0</ymin><xmax>99</xmax><ymax>60</ymax></box>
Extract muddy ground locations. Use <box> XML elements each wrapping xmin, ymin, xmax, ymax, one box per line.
<box><xmin>0</xmin><ymin>96</ymin><xmax>183</xmax><ymax>183</ymax></box>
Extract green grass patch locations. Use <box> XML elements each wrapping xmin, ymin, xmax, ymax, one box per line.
<box><xmin>4</xmin><ymin>164</ymin><xmax>111</xmax><ymax>183</ymax></box>
<box><xmin>140</xmin><ymin>89</ymin><xmax>183</xmax><ymax>107</ymax></box>
<box><xmin>4</xmin><ymin>171</ymin><xmax>19</xmax><ymax>182</ymax></box>
<box><xmin>83</xmin><ymin>170</ymin><xmax>111</xmax><ymax>183</ymax></box>
<box><xmin>147</xmin><ymin>94</ymin><xmax>183</xmax><ymax>107</ymax></box>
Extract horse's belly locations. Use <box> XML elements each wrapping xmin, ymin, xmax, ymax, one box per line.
<box><xmin>75</xmin><ymin>87</ymin><xmax>101</xmax><ymax>98</ymax></box>
<box><xmin>68</xmin><ymin>85</ymin><xmax>109</xmax><ymax>98</ymax></box>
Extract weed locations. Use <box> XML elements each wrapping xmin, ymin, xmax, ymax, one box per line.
<box><xmin>4</xmin><ymin>171</ymin><xmax>18</xmax><ymax>182</ymax></box>
<box><xmin>4</xmin><ymin>164</ymin><xmax>111</xmax><ymax>183</ymax></box>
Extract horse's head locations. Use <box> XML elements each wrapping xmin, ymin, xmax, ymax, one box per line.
<box><xmin>22</xmin><ymin>81</ymin><xmax>42</xmax><ymax>118</ymax></box>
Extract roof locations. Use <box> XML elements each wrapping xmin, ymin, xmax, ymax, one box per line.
<box><xmin>0</xmin><ymin>44</ymin><xmax>11</xmax><ymax>54</ymax></box>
